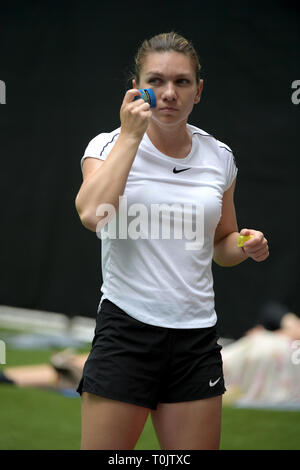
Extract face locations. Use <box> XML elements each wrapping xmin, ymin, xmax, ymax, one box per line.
<box><xmin>133</xmin><ymin>51</ymin><xmax>203</xmax><ymax>127</ymax></box>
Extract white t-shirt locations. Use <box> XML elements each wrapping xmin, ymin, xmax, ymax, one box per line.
<box><xmin>81</xmin><ymin>123</ymin><xmax>238</xmax><ymax>328</ymax></box>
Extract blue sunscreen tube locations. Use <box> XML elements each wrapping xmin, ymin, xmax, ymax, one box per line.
<box><xmin>134</xmin><ymin>88</ymin><xmax>156</xmax><ymax>108</ymax></box>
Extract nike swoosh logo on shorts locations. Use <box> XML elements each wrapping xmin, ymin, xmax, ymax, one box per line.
<box><xmin>209</xmin><ymin>377</ymin><xmax>221</xmax><ymax>387</ymax></box>
<box><xmin>173</xmin><ymin>167</ymin><xmax>191</xmax><ymax>174</ymax></box>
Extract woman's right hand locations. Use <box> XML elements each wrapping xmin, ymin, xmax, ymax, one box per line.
<box><xmin>120</xmin><ymin>89</ymin><xmax>152</xmax><ymax>141</ymax></box>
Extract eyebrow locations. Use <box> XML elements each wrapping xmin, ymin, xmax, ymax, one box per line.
<box><xmin>144</xmin><ymin>71</ymin><xmax>192</xmax><ymax>78</ymax></box>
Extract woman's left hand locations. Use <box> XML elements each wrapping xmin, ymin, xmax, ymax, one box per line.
<box><xmin>239</xmin><ymin>228</ymin><xmax>269</xmax><ymax>262</ymax></box>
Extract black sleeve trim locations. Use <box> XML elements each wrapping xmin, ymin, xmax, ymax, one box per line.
<box><xmin>99</xmin><ymin>132</ymin><xmax>120</xmax><ymax>157</ymax></box>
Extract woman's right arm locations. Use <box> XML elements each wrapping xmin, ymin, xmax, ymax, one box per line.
<box><xmin>75</xmin><ymin>89</ymin><xmax>152</xmax><ymax>231</ymax></box>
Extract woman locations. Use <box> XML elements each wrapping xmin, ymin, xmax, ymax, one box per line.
<box><xmin>75</xmin><ymin>32</ymin><xmax>269</xmax><ymax>450</ymax></box>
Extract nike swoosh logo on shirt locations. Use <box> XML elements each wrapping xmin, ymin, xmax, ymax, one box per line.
<box><xmin>173</xmin><ymin>167</ymin><xmax>191</xmax><ymax>174</ymax></box>
<box><xmin>209</xmin><ymin>377</ymin><xmax>221</xmax><ymax>387</ymax></box>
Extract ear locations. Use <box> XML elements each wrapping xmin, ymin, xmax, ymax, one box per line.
<box><xmin>194</xmin><ymin>79</ymin><xmax>203</xmax><ymax>104</ymax></box>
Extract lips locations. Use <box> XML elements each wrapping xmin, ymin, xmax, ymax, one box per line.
<box><xmin>159</xmin><ymin>107</ymin><xmax>178</xmax><ymax>111</ymax></box>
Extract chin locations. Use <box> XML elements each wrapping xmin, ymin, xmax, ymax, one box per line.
<box><xmin>151</xmin><ymin>114</ymin><xmax>187</xmax><ymax>128</ymax></box>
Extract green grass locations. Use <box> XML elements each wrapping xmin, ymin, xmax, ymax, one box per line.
<box><xmin>0</xmin><ymin>386</ymin><xmax>81</xmax><ymax>450</ymax></box>
<box><xmin>1</xmin><ymin>346</ymin><xmax>300</xmax><ymax>450</ymax></box>
<box><xmin>220</xmin><ymin>406</ymin><xmax>300</xmax><ymax>450</ymax></box>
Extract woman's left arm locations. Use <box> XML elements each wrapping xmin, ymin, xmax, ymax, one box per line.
<box><xmin>213</xmin><ymin>179</ymin><xmax>269</xmax><ymax>267</ymax></box>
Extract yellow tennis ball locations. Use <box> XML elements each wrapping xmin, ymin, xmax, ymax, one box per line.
<box><xmin>237</xmin><ymin>235</ymin><xmax>253</xmax><ymax>247</ymax></box>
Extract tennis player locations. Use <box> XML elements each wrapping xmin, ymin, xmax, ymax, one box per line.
<box><xmin>75</xmin><ymin>32</ymin><xmax>269</xmax><ymax>450</ymax></box>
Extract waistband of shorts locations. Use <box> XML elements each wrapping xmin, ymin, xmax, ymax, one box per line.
<box><xmin>99</xmin><ymin>298</ymin><xmax>219</xmax><ymax>334</ymax></box>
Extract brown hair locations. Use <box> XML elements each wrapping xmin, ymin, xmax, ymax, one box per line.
<box><xmin>132</xmin><ymin>32</ymin><xmax>201</xmax><ymax>85</ymax></box>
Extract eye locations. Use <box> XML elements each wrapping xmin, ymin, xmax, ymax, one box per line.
<box><xmin>177</xmin><ymin>78</ymin><xmax>190</xmax><ymax>85</ymax></box>
<box><xmin>148</xmin><ymin>77</ymin><xmax>162</xmax><ymax>85</ymax></box>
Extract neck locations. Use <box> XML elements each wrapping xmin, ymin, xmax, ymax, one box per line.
<box><xmin>146</xmin><ymin>119</ymin><xmax>192</xmax><ymax>158</ymax></box>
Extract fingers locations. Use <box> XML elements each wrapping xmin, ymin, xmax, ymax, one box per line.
<box><xmin>120</xmin><ymin>89</ymin><xmax>152</xmax><ymax>140</ymax></box>
<box><xmin>121</xmin><ymin>89</ymin><xmax>151</xmax><ymax>114</ymax></box>
<box><xmin>122</xmin><ymin>88</ymin><xmax>151</xmax><ymax>109</ymax></box>
<box><xmin>129</xmin><ymin>100</ymin><xmax>151</xmax><ymax>112</ymax></box>
<box><xmin>122</xmin><ymin>100</ymin><xmax>152</xmax><ymax>123</ymax></box>
<box><xmin>239</xmin><ymin>228</ymin><xmax>253</xmax><ymax>237</ymax></box>
<box><xmin>123</xmin><ymin>88</ymin><xmax>142</xmax><ymax>104</ymax></box>
<box><xmin>241</xmin><ymin>229</ymin><xmax>269</xmax><ymax>262</ymax></box>
<box><xmin>245</xmin><ymin>244</ymin><xmax>269</xmax><ymax>261</ymax></box>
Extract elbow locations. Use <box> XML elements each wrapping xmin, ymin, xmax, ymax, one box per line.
<box><xmin>81</xmin><ymin>215</ymin><xmax>98</xmax><ymax>232</ymax></box>
<box><xmin>214</xmin><ymin>259</ymin><xmax>235</xmax><ymax>268</ymax></box>
<box><xmin>213</xmin><ymin>249</ymin><xmax>233</xmax><ymax>267</ymax></box>
<box><xmin>79</xmin><ymin>212</ymin><xmax>98</xmax><ymax>232</ymax></box>
<box><xmin>213</xmin><ymin>245</ymin><xmax>226</xmax><ymax>267</ymax></box>
<box><xmin>75</xmin><ymin>196</ymin><xmax>97</xmax><ymax>232</ymax></box>
<box><xmin>78</xmin><ymin>210</ymin><xmax>98</xmax><ymax>232</ymax></box>
<box><xmin>213</xmin><ymin>256</ymin><xmax>227</xmax><ymax>268</ymax></box>
<box><xmin>75</xmin><ymin>193</ymin><xmax>117</xmax><ymax>233</ymax></box>
<box><xmin>213</xmin><ymin>254</ymin><xmax>241</xmax><ymax>268</ymax></box>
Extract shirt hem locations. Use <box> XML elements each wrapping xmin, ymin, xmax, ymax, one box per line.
<box><xmin>99</xmin><ymin>294</ymin><xmax>217</xmax><ymax>329</ymax></box>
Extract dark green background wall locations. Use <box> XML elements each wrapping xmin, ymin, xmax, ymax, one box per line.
<box><xmin>1</xmin><ymin>0</ymin><xmax>299</xmax><ymax>338</ymax></box>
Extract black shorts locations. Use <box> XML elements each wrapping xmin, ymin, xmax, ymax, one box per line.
<box><xmin>77</xmin><ymin>299</ymin><xmax>226</xmax><ymax>410</ymax></box>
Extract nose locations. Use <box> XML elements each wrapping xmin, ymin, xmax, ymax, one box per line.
<box><xmin>161</xmin><ymin>81</ymin><xmax>177</xmax><ymax>101</ymax></box>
